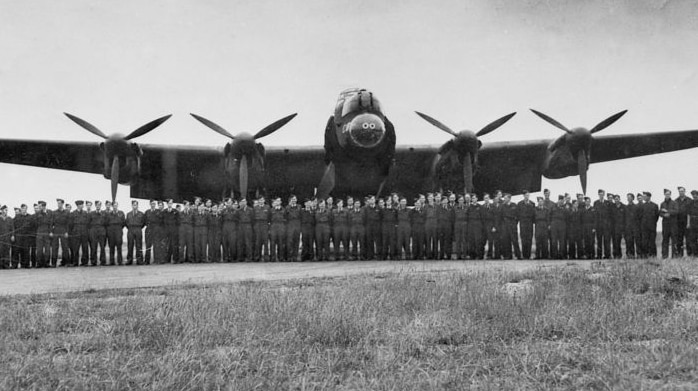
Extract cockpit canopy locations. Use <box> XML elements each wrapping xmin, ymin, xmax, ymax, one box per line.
<box><xmin>334</xmin><ymin>88</ymin><xmax>384</xmax><ymax>120</ymax></box>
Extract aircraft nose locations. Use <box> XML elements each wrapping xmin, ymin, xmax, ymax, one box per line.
<box><xmin>349</xmin><ymin>114</ymin><xmax>385</xmax><ymax>148</ymax></box>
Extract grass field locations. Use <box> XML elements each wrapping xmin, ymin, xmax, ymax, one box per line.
<box><xmin>1</xmin><ymin>259</ymin><xmax>697</xmax><ymax>390</ymax></box>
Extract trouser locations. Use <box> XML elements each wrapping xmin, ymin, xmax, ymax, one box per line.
<box><xmin>396</xmin><ymin>223</ymin><xmax>411</xmax><ymax>260</ymax></box>
<box><xmin>165</xmin><ymin>226</ymin><xmax>178</xmax><ymax>263</ymax></box>
<box><xmin>595</xmin><ymin>223</ymin><xmax>611</xmax><ymax>259</ymax></box>
<box><xmin>686</xmin><ymin>228</ymin><xmax>698</xmax><ymax>256</ymax></box>
<box><xmin>677</xmin><ymin>218</ymin><xmax>687</xmax><ymax>256</ymax></box>
<box><xmin>13</xmin><ymin>235</ymin><xmax>31</xmax><ymax>268</ymax></box>
<box><xmin>625</xmin><ymin>227</ymin><xmax>638</xmax><ymax>258</ymax></box>
<box><xmin>333</xmin><ymin>224</ymin><xmax>348</xmax><ymax>260</ymax></box>
<box><xmin>467</xmin><ymin>223</ymin><xmax>484</xmax><ymax>259</ymax></box>
<box><xmin>437</xmin><ymin>223</ymin><xmax>453</xmax><ymax>260</ymax></box>
<box><xmin>254</xmin><ymin>223</ymin><xmax>268</xmax><ymax>261</ymax></box>
<box><xmin>107</xmin><ymin>227</ymin><xmax>123</xmax><ymax>265</ymax></box>
<box><xmin>208</xmin><ymin>229</ymin><xmax>221</xmax><ymax>262</ymax></box>
<box><xmin>453</xmin><ymin>222</ymin><xmax>467</xmax><ymax>259</ymax></box>
<box><xmin>349</xmin><ymin>225</ymin><xmax>365</xmax><ymax>260</ymax></box>
<box><xmin>412</xmin><ymin>227</ymin><xmax>425</xmax><ymax>260</ymax></box>
<box><xmin>365</xmin><ymin>222</ymin><xmax>382</xmax><ymax>260</ymax></box>
<box><xmin>270</xmin><ymin>223</ymin><xmax>286</xmax><ymax>261</ymax></box>
<box><xmin>425</xmin><ymin>223</ymin><xmax>437</xmax><ymax>259</ymax></box>
<box><xmin>519</xmin><ymin>221</ymin><xmax>534</xmax><ymax>260</ymax></box>
<box><xmin>639</xmin><ymin>227</ymin><xmax>657</xmax><ymax>257</ymax></box>
<box><xmin>501</xmin><ymin>221</ymin><xmax>521</xmax><ymax>259</ymax></box>
<box><xmin>127</xmin><ymin>228</ymin><xmax>144</xmax><ymax>265</ymax></box>
<box><xmin>178</xmin><ymin>225</ymin><xmax>194</xmax><ymax>263</ymax></box>
<box><xmin>0</xmin><ymin>241</ymin><xmax>10</xmax><ymax>269</ymax></box>
<box><xmin>568</xmin><ymin>230</ymin><xmax>581</xmax><ymax>259</ymax></box>
<box><xmin>612</xmin><ymin>227</ymin><xmax>623</xmax><ymax>259</ymax></box>
<box><xmin>70</xmin><ymin>228</ymin><xmax>90</xmax><ymax>266</ymax></box>
<box><xmin>51</xmin><ymin>227</ymin><xmax>70</xmax><ymax>266</ymax></box>
<box><xmin>534</xmin><ymin>224</ymin><xmax>549</xmax><ymax>259</ymax></box>
<box><xmin>550</xmin><ymin>222</ymin><xmax>566</xmax><ymax>259</ymax></box>
<box><xmin>144</xmin><ymin>227</ymin><xmax>154</xmax><ymax>264</ymax></box>
<box><xmin>381</xmin><ymin>224</ymin><xmax>396</xmax><ymax>259</ymax></box>
<box><xmin>286</xmin><ymin>222</ymin><xmax>301</xmax><ymax>261</ymax></box>
<box><xmin>221</xmin><ymin>224</ymin><xmax>237</xmax><ymax>262</ymax></box>
<box><xmin>193</xmin><ymin>227</ymin><xmax>208</xmax><ymax>262</ymax></box>
<box><xmin>153</xmin><ymin>227</ymin><xmax>168</xmax><ymax>264</ymax></box>
<box><xmin>36</xmin><ymin>232</ymin><xmax>51</xmax><ymax>268</ymax></box>
<box><xmin>89</xmin><ymin>228</ymin><xmax>107</xmax><ymax>265</ymax></box>
<box><xmin>315</xmin><ymin>223</ymin><xmax>331</xmax><ymax>261</ymax></box>
<box><xmin>662</xmin><ymin>221</ymin><xmax>678</xmax><ymax>258</ymax></box>
<box><xmin>582</xmin><ymin>226</ymin><xmax>595</xmax><ymax>259</ymax></box>
<box><xmin>238</xmin><ymin>224</ymin><xmax>254</xmax><ymax>261</ymax></box>
<box><xmin>485</xmin><ymin>224</ymin><xmax>498</xmax><ymax>259</ymax></box>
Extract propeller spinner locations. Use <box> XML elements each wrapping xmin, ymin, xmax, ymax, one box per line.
<box><xmin>190</xmin><ymin>113</ymin><xmax>297</xmax><ymax>198</ymax></box>
<box><xmin>416</xmin><ymin>111</ymin><xmax>516</xmax><ymax>194</ymax></box>
<box><xmin>530</xmin><ymin>109</ymin><xmax>627</xmax><ymax>194</ymax></box>
<box><xmin>64</xmin><ymin>113</ymin><xmax>172</xmax><ymax>202</ymax></box>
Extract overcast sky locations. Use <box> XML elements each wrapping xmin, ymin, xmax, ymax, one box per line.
<box><xmin>1</xmin><ymin>0</ymin><xmax>698</xmax><ymax>210</ymax></box>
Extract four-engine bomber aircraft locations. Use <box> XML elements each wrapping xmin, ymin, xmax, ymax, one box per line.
<box><xmin>2</xmin><ymin>87</ymin><xmax>698</xmax><ymax>202</ymax></box>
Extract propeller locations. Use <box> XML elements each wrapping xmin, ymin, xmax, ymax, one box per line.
<box><xmin>530</xmin><ymin>109</ymin><xmax>627</xmax><ymax>194</ymax></box>
<box><xmin>64</xmin><ymin>113</ymin><xmax>172</xmax><ymax>202</ymax></box>
<box><xmin>190</xmin><ymin>113</ymin><xmax>297</xmax><ymax>198</ymax></box>
<box><xmin>416</xmin><ymin>111</ymin><xmax>516</xmax><ymax>194</ymax></box>
<box><xmin>317</xmin><ymin>162</ymin><xmax>336</xmax><ymax>200</ymax></box>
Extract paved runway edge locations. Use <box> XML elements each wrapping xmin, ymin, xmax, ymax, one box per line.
<box><xmin>0</xmin><ymin>260</ymin><xmax>597</xmax><ymax>296</ymax></box>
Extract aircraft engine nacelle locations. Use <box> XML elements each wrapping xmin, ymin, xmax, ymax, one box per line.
<box><xmin>100</xmin><ymin>136</ymin><xmax>143</xmax><ymax>185</ymax></box>
<box><xmin>222</xmin><ymin>135</ymin><xmax>266</xmax><ymax>199</ymax></box>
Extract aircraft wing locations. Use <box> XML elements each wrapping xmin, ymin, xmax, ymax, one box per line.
<box><xmin>390</xmin><ymin>139</ymin><xmax>550</xmax><ymax>196</ymax></box>
<box><xmin>0</xmin><ymin>139</ymin><xmax>104</xmax><ymax>175</ymax></box>
<box><xmin>590</xmin><ymin>129</ymin><xmax>698</xmax><ymax>164</ymax></box>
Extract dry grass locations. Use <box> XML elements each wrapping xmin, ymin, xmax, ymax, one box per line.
<box><xmin>1</xmin><ymin>259</ymin><xmax>698</xmax><ymax>390</ymax></box>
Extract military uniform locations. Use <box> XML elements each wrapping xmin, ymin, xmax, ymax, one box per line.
<box><xmin>285</xmin><ymin>204</ymin><xmax>301</xmax><ymax>261</ymax></box>
<box><xmin>178</xmin><ymin>208</ymin><xmax>195</xmax><ymax>263</ymax></box>
<box><xmin>126</xmin><ymin>209</ymin><xmax>145</xmax><ymax>265</ymax></box>
<box><xmin>567</xmin><ymin>206</ymin><xmax>582</xmax><ymax>259</ymax></box>
<box><xmin>675</xmin><ymin>195</ymin><xmax>691</xmax><ymax>256</ymax></box>
<box><xmin>534</xmin><ymin>206</ymin><xmax>551</xmax><ymax>259</ymax></box>
<box><xmin>207</xmin><ymin>212</ymin><xmax>222</xmax><ymax>262</ymax></box>
<box><xmin>35</xmin><ymin>208</ymin><xmax>52</xmax><ymax>267</ymax></box>
<box><xmin>237</xmin><ymin>206</ymin><xmax>254</xmax><ymax>261</ymax></box>
<box><xmin>332</xmin><ymin>206</ymin><xmax>349</xmax><ymax>260</ymax></box>
<box><xmin>88</xmin><ymin>208</ymin><xmax>108</xmax><ymax>265</ymax></box>
<box><xmin>593</xmin><ymin>199</ymin><xmax>612</xmax><ymax>259</ymax></box>
<box><xmin>436</xmin><ymin>205</ymin><xmax>454</xmax><ymax>260</ymax></box>
<box><xmin>12</xmin><ymin>211</ymin><xmax>33</xmax><ymax>268</ymax></box>
<box><xmin>500</xmin><ymin>202</ymin><xmax>521</xmax><ymax>259</ymax></box>
<box><xmin>580</xmin><ymin>205</ymin><xmax>596</xmax><ymax>259</ymax></box>
<box><xmin>517</xmin><ymin>200</ymin><xmax>536</xmax><ymax>260</ymax></box>
<box><xmin>106</xmin><ymin>209</ymin><xmax>125</xmax><ymax>265</ymax></box>
<box><xmin>162</xmin><ymin>207</ymin><xmax>179</xmax><ymax>263</ymax></box>
<box><xmin>639</xmin><ymin>200</ymin><xmax>659</xmax><ymax>257</ymax></box>
<box><xmin>411</xmin><ymin>207</ymin><xmax>426</xmax><ymax>260</ymax></box>
<box><xmin>253</xmin><ymin>204</ymin><xmax>270</xmax><ymax>262</ymax></box>
<box><xmin>452</xmin><ymin>204</ymin><xmax>467</xmax><ymax>259</ymax></box>
<box><xmin>70</xmin><ymin>207</ymin><xmax>90</xmax><ymax>266</ymax></box>
<box><xmin>686</xmin><ymin>198</ymin><xmax>698</xmax><ymax>256</ymax></box>
<box><xmin>363</xmin><ymin>204</ymin><xmax>381</xmax><ymax>260</ymax></box>
<box><xmin>610</xmin><ymin>203</ymin><xmax>625</xmax><ymax>258</ymax></box>
<box><xmin>143</xmin><ymin>208</ymin><xmax>157</xmax><ymax>264</ymax></box>
<box><xmin>466</xmin><ymin>203</ymin><xmax>485</xmax><ymax>259</ymax></box>
<box><xmin>550</xmin><ymin>204</ymin><xmax>568</xmax><ymax>259</ymax></box>
<box><xmin>396</xmin><ymin>206</ymin><xmax>412</xmax><ymax>260</ymax></box>
<box><xmin>482</xmin><ymin>203</ymin><xmax>498</xmax><ymax>259</ymax></box>
<box><xmin>424</xmin><ymin>204</ymin><xmax>438</xmax><ymax>259</ymax></box>
<box><xmin>624</xmin><ymin>202</ymin><xmax>639</xmax><ymax>258</ymax></box>
<box><xmin>0</xmin><ymin>214</ymin><xmax>13</xmax><ymax>269</ymax></box>
<box><xmin>51</xmin><ymin>207</ymin><xmax>71</xmax><ymax>266</ymax></box>
<box><xmin>660</xmin><ymin>198</ymin><xmax>679</xmax><ymax>258</ymax></box>
<box><xmin>348</xmin><ymin>207</ymin><xmax>365</xmax><ymax>260</ymax></box>
<box><xmin>220</xmin><ymin>206</ymin><xmax>237</xmax><ymax>262</ymax></box>
<box><xmin>193</xmin><ymin>209</ymin><xmax>209</xmax><ymax>262</ymax></box>
<box><xmin>381</xmin><ymin>206</ymin><xmax>397</xmax><ymax>259</ymax></box>
<box><xmin>269</xmin><ymin>206</ymin><xmax>287</xmax><ymax>262</ymax></box>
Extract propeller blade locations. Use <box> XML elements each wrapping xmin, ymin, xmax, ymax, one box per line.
<box><xmin>463</xmin><ymin>152</ymin><xmax>474</xmax><ymax>194</ymax></box>
<box><xmin>476</xmin><ymin>112</ymin><xmax>517</xmax><ymax>137</ymax></box>
<box><xmin>415</xmin><ymin>111</ymin><xmax>457</xmax><ymax>137</ymax></box>
<box><xmin>239</xmin><ymin>155</ymin><xmax>249</xmax><ymax>199</ymax></box>
<box><xmin>429</xmin><ymin>153</ymin><xmax>442</xmax><ymax>190</ymax></box>
<box><xmin>125</xmin><ymin>114</ymin><xmax>173</xmax><ymax>141</ymax></box>
<box><xmin>111</xmin><ymin>156</ymin><xmax>120</xmax><ymax>203</ymax></box>
<box><xmin>64</xmin><ymin>113</ymin><xmax>108</xmax><ymax>139</ymax></box>
<box><xmin>317</xmin><ymin>162</ymin><xmax>336</xmax><ymax>200</ymax></box>
<box><xmin>577</xmin><ymin>153</ymin><xmax>588</xmax><ymax>195</ymax></box>
<box><xmin>590</xmin><ymin>110</ymin><xmax>628</xmax><ymax>134</ymax></box>
<box><xmin>529</xmin><ymin>109</ymin><xmax>571</xmax><ymax>134</ymax></box>
<box><xmin>190</xmin><ymin>114</ymin><xmax>236</xmax><ymax>139</ymax></box>
<box><xmin>253</xmin><ymin>113</ymin><xmax>298</xmax><ymax>140</ymax></box>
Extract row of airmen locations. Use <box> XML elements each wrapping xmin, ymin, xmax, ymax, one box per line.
<box><xmin>0</xmin><ymin>187</ymin><xmax>696</xmax><ymax>268</ymax></box>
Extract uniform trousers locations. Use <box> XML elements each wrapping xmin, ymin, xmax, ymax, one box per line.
<box><xmin>127</xmin><ymin>227</ymin><xmax>144</xmax><ymax>265</ymax></box>
<box><xmin>89</xmin><ymin>227</ymin><xmax>107</xmax><ymax>265</ymax></box>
